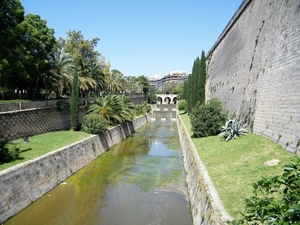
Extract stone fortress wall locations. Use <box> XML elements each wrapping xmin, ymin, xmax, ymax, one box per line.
<box><xmin>206</xmin><ymin>0</ymin><xmax>300</xmax><ymax>154</ymax></box>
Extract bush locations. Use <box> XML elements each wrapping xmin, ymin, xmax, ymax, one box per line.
<box><xmin>56</xmin><ymin>100</ymin><xmax>68</xmax><ymax>111</ymax></box>
<box><xmin>0</xmin><ymin>142</ymin><xmax>20</xmax><ymax>163</ymax></box>
<box><xmin>229</xmin><ymin>155</ymin><xmax>300</xmax><ymax>225</ymax></box>
<box><xmin>81</xmin><ymin>113</ymin><xmax>109</xmax><ymax>134</ymax></box>
<box><xmin>178</xmin><ymin>100</ymin><xmax>188</xmax><ymax>111</ymax></box>
<box><xmin>135</xmin><ymin>102</ymin><xmax>151</xmax><ymax>116</ymax></box>
<box><xmin>190</xmin><ymin>98</ymin><xmax>227</xmax><ymax>137</ymax></box>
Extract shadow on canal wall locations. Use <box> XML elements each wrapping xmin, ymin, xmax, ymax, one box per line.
<box><xmin>0</xmin><ymin>114</ymin><xmax>151</xmax><ymax>224</ymax></box>
<box><xmin>177</xmin><ymin>111</ymin><xmax>233</xmax><ymax>225</ymax></box>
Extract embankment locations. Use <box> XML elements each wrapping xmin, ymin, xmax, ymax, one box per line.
<box><xmin>177</xmin><ymin>112</ymin><xmax>232</xmax><ymax>225</ymax></box>
<box><xmin>0</xmin><ymin>114</ymin><xmax>151</xmax><ymax>223</ymax></box>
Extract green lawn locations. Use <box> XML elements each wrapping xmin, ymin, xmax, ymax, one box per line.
<box><xmin>0</xmin><ymin>130</ymin><xmax>92</xmax><ymax>171</ymax></box>
<box><xmin>179</xmin><ymin>112</ymin><xmax>294</xmax><ymax>219</ymax></box>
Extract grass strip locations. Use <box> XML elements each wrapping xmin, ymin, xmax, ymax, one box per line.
<box><xmin>0</xmin><ymin>130</ymin><xmax>92</xmax><ymax>171</ymax></box>
<box><xmin>0</xmin><ymin>99</ymin><xmax>30</xmax><ymax>104</ymax></box>
<box><xmin>179</xmin><ymin>112</ymin><xmax>293</xmax><ymax>219</ymax></box>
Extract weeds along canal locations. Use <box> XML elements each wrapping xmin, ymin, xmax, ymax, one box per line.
<box><xmin>5</xmin><ymin>120</ymin><xmax>192</xmax><ymax>225</ymax></box>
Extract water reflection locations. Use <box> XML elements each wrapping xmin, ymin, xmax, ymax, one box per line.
<box><xmin>5</xmin><ymin>120</ymin><xmax>192</xmax><ymax>225</ymax></box>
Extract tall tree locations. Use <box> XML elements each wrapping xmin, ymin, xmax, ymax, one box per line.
<box><xmin>70</xmin><ymin>65</ymin><xmax>79</xmax><ymax>130</ymax></box>
<box><xmin>57</xmin><ymin>30</ymin><xmax>101</xmax><ymax>95</ymax></box>
<box><xmin>18</xmin><ymin>13</ymin><xmax>56</xmax><ymax>98</ymax></box>
<box><xmin>0</xmin><ymin>0</ymin><xmax>25</xmax><ymax>92</ymax></box>
<box><xmin>135</xmin><ymin>75</ymin><xmax>150</xmax><ymax>95</ymax></box>
<box><xmin>58</xmin><ymin>30</ymin><xmax>100</xmax><ymax>76</ymax></box>
<box><xmin>198</xmin><ymin>51</ymin><xmax>206</xmax><ymax>105</ymax></box>
<box><xmin>49</xmin><ymin>48</ymin><xmax>74</xmax><ymax>97</ymax></box>
<box><xmin>105</xmin><ymin>70</ymin><xmax>123</xmax><ymax>94</ymax></box>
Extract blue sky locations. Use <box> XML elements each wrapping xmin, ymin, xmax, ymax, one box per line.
<box><xmin>21</xmin><ymin>0</ymin><xmax>242</xmax><ymax>77</ymax></box>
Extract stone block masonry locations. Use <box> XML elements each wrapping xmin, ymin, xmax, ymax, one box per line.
<box><xmin>206</xmin><ymin>0</ymin><xmax>300</xmax><ymax>154</ymax></box>
<box><xmin>0</xmin><ymin>96</ymin><xmax>146</xmax><ymax>143</ymax></box>
<box><xmin>177</xmin><ymin>112</ymin><xmax>232</xmax><ymax>225</ymax></box>
<box><xmin>0</xmin><ymin>114</ymin><xmax>151</xmax><ymax>223</ymax></box>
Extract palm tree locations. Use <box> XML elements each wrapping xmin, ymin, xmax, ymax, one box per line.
<box><xmin>105</xmin><ymin>71</ymin><xmax>123</xmax><ymax>94</ymax></box>
<box><xmin>122</xmin><ymin>76</ymin><xmax>143</xmax><ymax>96</ymax></box>
<box><xmin>89</xmin><ymin>63</ymin><xmax>105</xmax><ymax>96</ymax></box>
<box><xmin>87</xmin><ymin>95</ymin><xmax>136</xmax><ymax>124</ymax></box>
<box><xmin>88</xmin><ymin>95</ymin><xmax>123</xmax><ymax>124</ymax></box>
<box><xmin>118</xmin><ymin>95</ymin><xmax>135</xmax><ymax>121</ymax></box>
<box><xmin>49</xmin><ymin>48</ymin><xmax>74</xmax><ymax>97</ymax></box>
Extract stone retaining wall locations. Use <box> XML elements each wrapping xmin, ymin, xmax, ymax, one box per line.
<box><xmin>177</xmin><ymin>112</ymin><xmax>232</xmax><ymax>225</ymax></box>
<box><xmin>0</xmin><ymin>114</ymin><xmax>151</xmax><ymax>223</ymax></box>
<box><xmin>0</xmin><ymin>107</ymin><xmax>86</xmax><ymax>142</ymax></box>
<box><xmin>0</xmin><ymin>96</ymin><xmax>146</xmax><ymax>143</ymax></box>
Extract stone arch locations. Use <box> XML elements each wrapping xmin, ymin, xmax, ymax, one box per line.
<box><xmin>172</xmin><ymin>96</ymin><xmax>177</xmax><ymax>104</ymax></box>
<box><xmin>164</xmin><ymin>97</ymin><xmax>171</xmax><ymax>104</ymax></box>
<box><xmin>157</xmin><ymin>97</ymin><xmax>163</xmax><ymax>104</ymax></box>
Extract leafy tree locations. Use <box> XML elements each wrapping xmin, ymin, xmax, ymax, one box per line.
<box><xmin>229</xmin><ymin>156</ymin><xmax>300</xmax><ymax>225</ymax></box>
<box><xmin>147</xmin><ymin>87</ymin><xmax>157</xmax><ymax>104</ymax></box>
<box><xmin>135</xmin><ymin>75</ymin><xmax>150</xmax><ymax>95</ymax></box>
<box><xmin>70</xmin><ymin>65</ymin><xmax>79</xmax><ymax>130</ymax></box>
<box><xmin>57</xmin><ymin>30</ymin><xmax>101</xmax><ymax>95</ymax></box>
<box><xmin>58</xmin><ymin>30</ymin><xmax>100</xmax><ymax>76</ymax></box>
<box><xmin>17</xmin><ymin>13</ymin><xmax>56</xmax><ymax>98</ymax></box>
<box><xmin>0</xmin><ymin>0</ymin><xmax>25</xmax><ymax>92</ymax></box>
<box><xmin>190</xmin><ymin>98</ymin><xmax>227</xmax><ymax>137</ymax></box>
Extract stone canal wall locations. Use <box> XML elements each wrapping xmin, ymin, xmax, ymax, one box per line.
<box><xmin>206</xmin><ymin>0</ymin><xmax>300</xmax><ymax>153</ymax></box>
<box><xmin>177</xmin><ymin>112</ymin><xmax>232</xmax><ymax>225</ymax></box>
<box><xmin>0</xmin><ymin>96</ymin><xmax>146</xmax><ymax>143</ymax></box>
<box><xmin>0</xmin><ymin>114</ymin><xmax>151</xmax><ymax>224</ymax></box>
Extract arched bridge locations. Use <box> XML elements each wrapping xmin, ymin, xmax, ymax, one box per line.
<box><xmin>156</xmin><ymin>94</ymin><xmax>177</xmax><ymax>104</ymax></box>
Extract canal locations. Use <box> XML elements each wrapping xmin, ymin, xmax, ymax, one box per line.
<box><xmin>5</xmin><ymin>120</ymin><xmax>192</xmax><ymax>225</ymax></box>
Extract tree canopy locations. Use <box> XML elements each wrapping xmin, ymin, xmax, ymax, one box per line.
<box><xmin>0</xmin><ymin>0</ymin><xmax>148</xmax><ymax>100</ymax></box>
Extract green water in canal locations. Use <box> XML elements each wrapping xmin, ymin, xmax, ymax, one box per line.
<box><xmin>5</xmin><ymin>120</ymin><xmax>192</xmax><ymax>225</ymax></box>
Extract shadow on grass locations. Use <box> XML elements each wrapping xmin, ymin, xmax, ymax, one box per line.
<box><xmin>20</xmin><ymin>148</ymin><xmax>32</xmax><ymax>153</ymax></box>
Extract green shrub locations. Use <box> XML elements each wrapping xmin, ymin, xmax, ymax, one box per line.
<box><xmin>189</xmin><ymin>98</ymin><xmax>227</xmax><ymax>137</ymax></box>
<box><xmin>0</xmin><ymin>142</ymin><xmax>20</xmax><ymax>163</ymax></box>
<box><xmin>56</xmin><ymin>100</ymin><xmax>68</xmax><ymax>111</ymax></box>
<box><xmin>135</xmin><ymin>102</ymin><xmax>151</xmax><ymax>116</ymax></box>
<box><xmin>229</xmin><ymin>155</ymin><xmax>300</xmax><ymax>224</ymax></box>
<box><xmin>81</xmin><ymin>113</ymin><xmax>109</xmax><ymax>134</ymax></box>
<box><xmin>178</xmin><ymin>100</ymin><xmax>188</xmax><ymax>111</ymax></box>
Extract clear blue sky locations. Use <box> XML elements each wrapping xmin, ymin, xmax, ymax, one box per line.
<box><xmin>21</xmin><ymin>0</ymin><xmax>242</xmax><ymax>77</ymax></box>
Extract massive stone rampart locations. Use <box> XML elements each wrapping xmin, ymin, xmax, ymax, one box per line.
<box><xmin>0</xmin><ymin>114</ymin><xmax>151</xmax><ymax>223</ymax></box>
<box><xmin>206</xmin><ymin>0</ymin><xmax>300</xmax><ymax>153</ymax></box>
